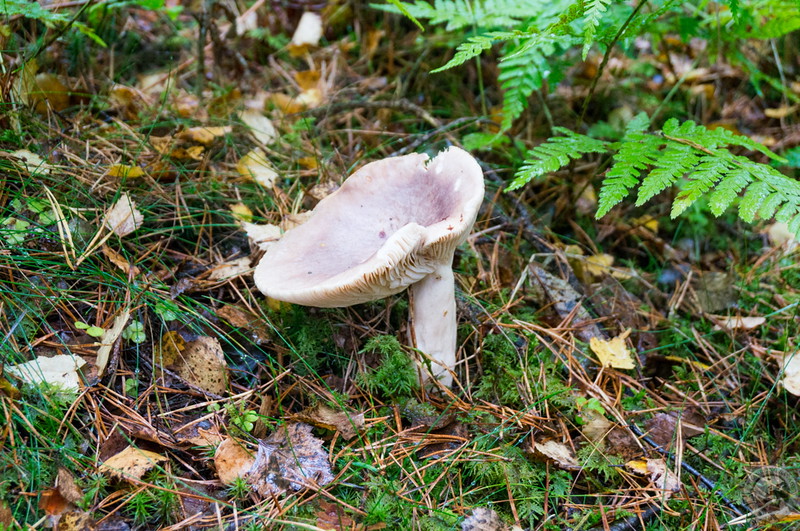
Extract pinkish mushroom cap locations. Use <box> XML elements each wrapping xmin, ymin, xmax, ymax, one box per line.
<box><xmin>254</xmin><ymin>147</ymin><xmax>484</xmax><ymax>385</ymax></box>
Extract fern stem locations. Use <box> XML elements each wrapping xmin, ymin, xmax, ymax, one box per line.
<box><xmin>578</xmin><ymin>0</ymin><xmax>649</xmax><ymax>128</ymax></box>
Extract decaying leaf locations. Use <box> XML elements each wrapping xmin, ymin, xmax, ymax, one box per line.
<box><xmin>531</xmin><ymin>439</ymin><xmax>581</xmax><ymax>470</ymax></box>
<box><xmin>174</xmin><ymin>336</ymin><xmax>228</xmax><ymax>395</ymax></box>
<box><xmin>56</xmin><ymin>510</ymin><xmax>98</xmax><ymax>530</ymax></box>
<box><xmin>214</xmin><ymin>438</ymin><xmax>255</xmax><ymax>484</ymax></box>
<box><xmin>644</xmin><ymin>410</ymin><xmax>705</xmax><ymax>450</ymax></box>
<box><xmin>99</xmin><ymin>445</ymin><xmax>168</xmax><ymax>482</ymax></box>
<box><xmin>781</xmin><ymin>353</ymin><xmax>800</xmax><ymax>396</ymax></box>
<box><xmin>590</xmin><ymin>329</ymin><xmax>635</xmax><ymax>369</ymax></box>
<box><xmin>712</xmin><ymin>315</ymin><xmax>766</xmax><ymax>331</ymax></box>
<box><xmin>245</xmin><ymin>423</ymin><xmax>334</xmax><ymax>497</ymax></box>
<box><xmin>694</xmin><ymin>272</ymin><xmax>737</xmax><ymax>313</ymax></box>
<box><xmin>237</xmin><ymin>148</ymin><xmax>279</xmax><ymax>187</ymax></box>
<box><xmin>239</xmin><ymin>109</ymin><xmax>277</xmax><ymax>145</ymax></box>
<box><xmin>101</xmin><ymin>245</ymin><xmax>141</xmax><ymax>276</ymax></box>
<box><xmin>95</xmin><ymin>311</ymin><xmax>130</xmax><ymax>377</ymax></box>
<box><xmin>103</xmin><ymin>193</ymin><xmax>144</xmax><ymax>237</ymax></box>
<box><xmin>157</xmin><ymin>330</ymin><xmax>186</xmax><ymax>366</ymax></box>
<box><xmin>208</xmin><ymin>257</ymin><xmax>251</xmax><ymax>281</ymax></box>
<box><xmin>31</xmin><ymin>73</ymin><xmax>69</xmax><ymax>114</ymax></box>
<box><xmin>461</xmin><ymin>507</ymin><xmax>509</xmax><ymax>531</ymax></box>
<box><xmin>216</xmin><ymin>304</ymin><xmax>271</xmax><ymax>344</ymax></box>
<box><xmin>6</xmin><ymin>355</ymin><xmax>86</xmax><ymax>391</ymax></box>
<box><xmin>293</xmin><ymin>404</ymin><xmax>364</xmax><ymax>441</ymax></box>
<box><xmin>108</xmin><ymin>84</ymin><xmax>151</xmax><ymax>120</ymax></box>
<box><xmin>241</xmin><ymin>221</ymin><xmax>282</xmax><ymax>251</ymax></box>
<box><xmin>315</xmin><ymin>501</ymin><xmax>357</xmax><ymax>531</ymax></box>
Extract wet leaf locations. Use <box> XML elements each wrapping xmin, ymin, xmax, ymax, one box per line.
<box><xmin>531</xmin><ymin>439</ymin><xmax>581</xmax><ymax>470</ymax></box>
<box><xmin>174</xmin><ymin>336</ymin><xmax>228</xmax><ymax>395</ymax></box>
<box><xmin>461</xmin><ymin>507</ymin><xmax>509</xmax><ymax>531</ymax></box>
<box><xmin>107</xmin><ymin>164</ymin><xmax>145</xmax><ymax>179</ymax></box>
<box><xmin>241</xmin><ymin>221</ymin><xmax>282</xmax><ymax>250</ymax></box>
<box><xmin>214</xmin><ymin>438</ymin><xmax>255</xmax><ymax>484</ymax></box>
<box><xmin>712</xmin><ymin>315</ymin><xmax>765</xmax><ymax>331</ymax></box>
<box><xmin>590</xmin><ymin>329</ymin><xmax>635</xmax><ymax>369</ymax></box>
<box><xmin>245</xmin><ymin>423</ymin><xmax>334</xmax><ymax>497</ymax></box>
<box><xmin>31</xmin><ymin>73</ymin><xmax>69</xmax><ymax>114</ymax></box>
<box><xmin>10</xmin><ymin>149</ymin><xmax>52</xmax><ymax>176</ymax></box>
<box><xmin>99</xmin><ymin>445</ymin><xmax>167</xmax><ymax>482</ymax></box>
<box><xmin>208</xmin><ymin>257</ymin><xmax>251</xmax><ymax>281</ymax></box>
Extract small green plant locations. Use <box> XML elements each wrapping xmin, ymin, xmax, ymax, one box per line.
<box><xmin>122</xmin><ymin>321</ymin><xmax>146</xmax><ymax>344</ymax></box>
<box><xmin>74</xmin><ymin>320</ymin><xmax>105</xmax><ymax>337</ymax></box>
<box><xmin>154</xmin><ymin>301</ymin><xmax>180</xmax><ymax>321</ymax></box>
<box><xmin>358</xmin><ymin>335</ymin><xmax>419</xmax><ymax>398</ymax></box>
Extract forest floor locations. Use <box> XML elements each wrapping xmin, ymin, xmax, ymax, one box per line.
<box><xmin>1</xmin><ymin>1</ymin><xmax>800</xmax><ymax>530</ymax></box>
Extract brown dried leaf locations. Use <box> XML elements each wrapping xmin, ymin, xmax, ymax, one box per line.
<box><xmin>694</xmin><ymin>272</ymin><xmax>737</xmax><ymax>313</ymax></box>
<box><xmin>56</xmin><ymin>510</ymin><xmax>97</xmax><ymax>530</ymax></box>
<box><xmin>32</xmin><ymin>73</ymin><xmax>69</xmax><ymax>114</ymax></box>
<box><xmin>294</xmin><ymin>404</ymin><xmax>364</xmax><ymax>441</ymax></box>
<box><xmin>99</xmin><ymin>445</ymin><xmax>167</xmax><ymax>482</ymax></box>
<box><xmin>315</xmin><ymin>501</ymin><xmax>356</xmax><ymax>531</ymax></box>
<box><xmin>461</xmin><ymin>507</ymin><xmax>509</xmax><ymax>531</ymax></box>
<box><xmin>245</xmin><ymin>423</ymin><xmax>334</xmax><ymax>497</ymax></box>
<box><xmin>175</xmin><ymin>336</ymin><xmax>228</xmax><ymax>395</ymax></box>
<box><xmin>216</xmin><ymin>305</ymin><xmax>271</xmax><ymax>344</ymax></box>
<box><xmin>644</xmin><ymin>410</ymin><xmax>705</xmax><ymax>450</ymax></box>
<box><xmin>214</xmin><ymin>438</ymin><xmax>255</xmax><ymax>484</ymax></box>
<box><xmin>96</xmin><ymin>311</ymin><xmax>129</xmax><ymax>377</ymax></box>
<box><xmin>103</xmin><ymin>193</ymin><xmax>143</xmax><ymax>237</ymax></box>
<box><xmin>158</xmin><ymin>331</ymin><xmax>186</xmax><ymax>366</ymax></box>
<box><xmin>0</xmin><ymin>501</ymin><xmax>11</xmax><ymax>528</ymax></box>
<box><xmin>56</xmin><ymin>467</ymin><xmax>84</xmax><ymax>505</ymax></box>
<box><xmin>531</xmin><ymin>439</ymin><xmax>580</xmax><ymax>470</ymax></box>
<box><xmin>100</xmin><ymin>245</ymin><xmax>141</xmax><ymax>276</ymax></box>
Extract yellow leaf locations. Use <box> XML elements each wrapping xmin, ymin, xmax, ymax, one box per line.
<box><xmin>230</xmin><ymin>203</ymin><xmax>253</xmax><ymax>223</ymax></box>
<box><xmin>158</xmin><ymin>331</ymin><xmax>186</xmax><ymax>366</ymax></box>
<box><xmin>585</xmin><ymin>253</ymin><xmax>614</xmax><ymax>278</ymax></box>
<box><xmin>99</xmin><ymin>446</ymin><xmax>167</xmax><ymax>482</ymax></box>
<box><xmin>176</xmin><ymin>126</ymin><xmax>232</xmax><ymax>145</ymax></box>
<box><xmin>239</xmin><ymin>109</ymin><xmax>277</xmax><ymax>145</ymax></box>
<box><xmin>237</xmin><ymin>148</ymin><xmax>279</xmax><ymax>187</ymax></box>
<box><xmin>108</xmin><ymin>164</ymin><xmax>145</xmax><ymax>178</ymax></box>
<box><xmin>590</xmin><ymin>329</ymin><xmax>635</xmax><ymax>369</ymax></box>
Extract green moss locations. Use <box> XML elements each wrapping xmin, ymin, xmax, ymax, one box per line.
<box><xmin>358</xmin><ymin>335</ymin><xmax>419</xmax><ymax>398</ymax></box>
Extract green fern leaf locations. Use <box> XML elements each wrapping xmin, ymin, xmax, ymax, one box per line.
<box><xmin>636</xmin><ymin>143</ymin><xmax>698</xmax><ymax>206</ymax></box>
<box><xmin>625</xmin><ymin>112</ymin><xmax>650</xmax><ymax>136</ymax></box>
<box><xmin>582</xmin><ymin>0</ymin><xmax>612</xmax><ymax>59</ymax></box>
<box><xmin>596</xmin><ymin>134</ymin><xmax>661</xmax><ymax>218</ymax></box>
<box><xmin>738</xmin><ymin>181</ymin><xmax>771</xmax><ymax>222</ymax></box>
<box><xmin>432</xmin><ymin>31</ymin><xmax>517</xmax><ymax>72</ymax></box>
<box><xmin>508</xmin><ymin>128</ymin><xmax>607</xmax><ymax>190</ymax></box>
<box><xmin>707</xmin><ymin>168</ymin><xmax>751</xmax><ymax>216</ymax></box>
<box><xmin>671</xmin><ymin>156</ymin><xmax>729</xmax><ymax>217</ymax></box>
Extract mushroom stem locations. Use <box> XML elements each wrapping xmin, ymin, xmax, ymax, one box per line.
<box><xmin>409</xmin><ymin>262</ymin><xmax>457</xmax><ymax>386</ymax></box>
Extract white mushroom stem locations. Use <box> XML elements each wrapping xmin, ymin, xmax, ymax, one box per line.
<box><xmin>409</xmin><ymin>262</ymin><xmax>457</xmax><ymax>387</ymax></box>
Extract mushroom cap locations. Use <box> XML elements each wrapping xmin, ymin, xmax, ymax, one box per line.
<box><xmin>254</xmin><ymin>147</ymin><xmax>484</xmax><ymax>307</ymax></box>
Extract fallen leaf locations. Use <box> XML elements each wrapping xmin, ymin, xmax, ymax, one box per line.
<box><xmin>239</xmin><ymin>109</ymin><xmax>277</xmax><ymax>145</ymax></box>
<box><xmin>31</xmin><ymin>73</ymin><xmax>69</xmax><ymax>114</ymax></box>
<box><xmin>590</xmin><ymin>329</ymin><xmax>635</xmax><ymax>369</ymax></box>
<box><xmin>282</xmin><ymin>211</ymin><xmax>312</xmax><ymax>231</ymax></box>
<box><xmin>39</xmin><ymin>488</ymin><xmax>70</xmax><ymax>517</ymax></box>
<box><xmin>208</xmin><ymin>257</ymin><xmax>251</xmax><ymax>281</ymax></box>
<box><xmin>531</xmin><ymin>439</ymin><xmax>581</xmax><ymax>470</ymax></box>
<box><xmin>712</xmin><ymin>315</ymin><xmax>766</xmax><ymax>331</ymax></box>
<box><xmin>291</xmin><ymin>12</ymin><xmax>323</xmax><ymax>48</ymax></box>
<box><xmin>103</xmin><ymin>193</ymin><xmax>144</xmax><ymax>237</ymax></box>
<box><xmin>108</xmin><ymin>164</ymin><xmax>145</xmax><ymax>179</ymax></box>
<box><xmin>169</xmin><ymin>145</ymin><xmax>205</xmax><ymax>160</ymax></box>
<box><xmin>216</xmin><ymin>304</ymin><xmax>271</xmax><ymax>344</ymax></box>
<box><xmin>461</xmin><ymin>507</ymin><xmax>508</xmax><ymax>531</ymax></box>
<box><xmin>176</xmin><ymin>126</ymin><xmax>232</xmax><ymax>145</ymax></box>
<box><xmin>55</xmin><ymin>510</ymin><xmax>97</xmax><ymax>530</ymax></box>
<box><xmin>99</xmin><ymin>445</ymin><xmax>168</xmax><ymax>482</ymax></box>
<box><xmin>241</xmin><ymin>221</ymin><xmax>282</xmax><ymax>251</ymax></box>
<box><xmin>230</xmin><ymin>203</ymin><xmax>253</xmax><ymax>223</ymax></box>
<box><xmin>237</xmin><ymin>148</ymin><xmax>279</xmax><ymax>187</ymax></box>
<box><xmin>96</xmin><ymin>311</ymin><xmax>130</xmax><ymax>377</ymax></box>
<box><xmin>6</xmin><ymin>355</ymin><xmax>86</xmax><ymax>391</ymax></box>
<box><xmin>294</xmin><ymin>404</ymin><xmax>364</xmax><ymax>441</ymax></box>
<box><xmin>174</xmin><ymin>336</ymin><xmax>228</xmax><ymax>395</ymax></box>
<box><xmin>585</xmin><ymin>253</ymin><xmax>615</xmax><ymax>278</ymax></box>
<box><xmin>55</xmin><ymin>467</ymin><xmax>83</xmax><ymax>505</ymax></box>
<box><xmin>214</xmin><ymin>438</ymin><xmax>255</xmax><ymax>484</ymax></box>
<box><xmin>315</xmin><ymin>501</ymin><xmax>357</xmax><ymax>531</ymax></box>
<box><xmin>11</xmin><ymin>149</ymin><xmax>52</xmax><ymax>176</ymax></box>
<box><xmin>767</xmin><ymin>222</ymin><xmax>798</xmax><ymax>250</ymax></box>
<box><xmin>631</xmin><ymin>214</ymin><xmax>659</xmax><ymax>232</ymax></box>
<box><xmin>245</xmin><ymin>423</ymin><xmax>334</xmax><ymax>497</ymax></box>
<box><xmin>108</xmin><ymin>84</ymin><xmax>150</xmax><ymax>120</ymax></box>
<box><xmin>625</xmin><ymin>458</ymin><xmax>681</xmax><ymax>493</ymax></box>
<box><xmin>694</xmin><ymin>272</ymin><xmax>737</xmax><ymax>313</ymax></box>
<box><xmin>781</xmin><ymin>353</ymin><xmax>800</xmax><ymax>396</ymax></box>
<box><xmin>764</xmin><ymin>105</ymin><xmax>798</xmax><ymax>119</ymax></box>
<box><xmin>644</xmin><ymin>410</ymin><xmax>705</xmax><ymax>450</ymax></box>
<box><xmin>0</xmin><ymin>501</ymin><xmax>11</xmax><ymax>527</ymax></box>
<box><xmin>158</xmin><ymin>331</ymin><xmax>186</xmax><ymax>366</ymax></box>
<box><xmin>100</xmin><ymin>245</ymin><xmax>141</xmax><ymax>276</ymax></box>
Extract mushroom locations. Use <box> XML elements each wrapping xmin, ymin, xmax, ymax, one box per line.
<box><xmin>254</xmin><ymin>147</ymin><xmax>484</xmax><ymax>386</ymax></box>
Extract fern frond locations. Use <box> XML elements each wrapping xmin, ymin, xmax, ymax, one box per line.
<box><xmin>670</xmin><ymin>156</ymin><xmax>730</xmax><ymax>217</ymax></box>
<box><xmin>498</xmin><ymin>35</ymin><xmax>570</xmax><ymax>130</ymax></box>
<box><xmin>596</xmin><ymin>134</ymin><xmax>662</xmax><ymax>217</ymax></box>
<box><xmin>636</xmin><ymin>143</ymin><xmax>698</xmax><ymax>206</ymax></box>
<box><xmin>507</xmin><ymin>128</ymin><xmax>608</xmax><ymax>190</ymax></box>
<box><xmin>432</xmin><ymin>31</ymin><xmax>518</xmax><ymax>72</ymax></box>
<box><xmin>582</xmin><ymin>0</ymin><xmax>612</xmax><ymax>59</ymax></box>
<box><xmin>707</xmin><ymin>168</ymin><xmax>751</xmax><ymax>216</ymax></box>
